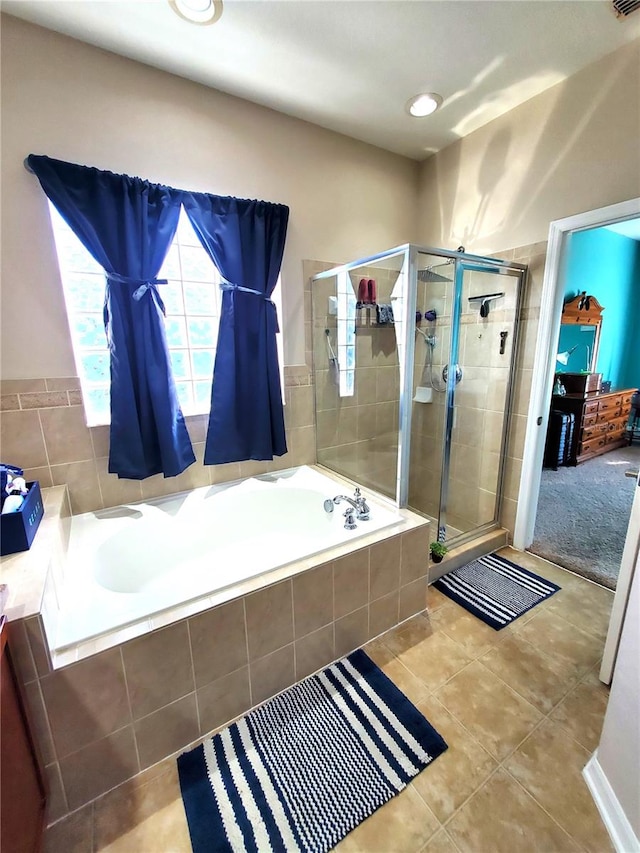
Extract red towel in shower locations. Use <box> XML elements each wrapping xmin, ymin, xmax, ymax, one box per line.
<box><xmin>357</xmin><ymin>278</ymin><xmax>377</xmax><ymax>304</ymax></box>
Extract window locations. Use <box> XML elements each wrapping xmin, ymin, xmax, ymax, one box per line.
<box><xmin>49</xmin><ymin>204</ymin><xmax>283</xmax><ymax>426</ymax></box>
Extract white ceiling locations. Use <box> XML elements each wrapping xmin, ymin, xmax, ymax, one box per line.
<box><xmin>3</xmin><ymin>0</ymin><xmax>640</xmax><ymax>160</ymax></box>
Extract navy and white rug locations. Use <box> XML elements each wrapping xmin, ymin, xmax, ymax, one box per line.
<box><xmin>178</xmin><ymin>649</ymin><xmax>447</xmax><ymax>853</ymax></box>
<box><xmin>434</xmin><ymin>552</ymin><xmax>560</xmax><ymax>630</ymax></box>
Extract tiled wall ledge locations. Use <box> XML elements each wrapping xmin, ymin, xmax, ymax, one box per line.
<box><xmin>0</xmin><ymin>368</ymin><xmax>315</xmax><ymax>516</ymax></box>
<box><xmin>3</xmin><ymin>494</ymin><xmax>430</xmax><ymax>825</ymax></box>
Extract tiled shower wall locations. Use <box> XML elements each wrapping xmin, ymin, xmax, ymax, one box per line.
<box><xmin>312</xmin><ymin>264</ymin><xmax>401</xmax><ymax>500</ymax></box>
<box><xmin>0</xmin><ymin>367</ymin><xmax>315</xmax><ymax>515</ymax></box>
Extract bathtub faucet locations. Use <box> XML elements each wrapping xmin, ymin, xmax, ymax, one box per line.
<box><xmin>333</xmin><ymin>491</ymin><xmax>370</xmax><ymax>521</ymax></box>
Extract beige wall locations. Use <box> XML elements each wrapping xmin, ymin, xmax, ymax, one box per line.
<box><xmin>417</xmin><ymin>39</ymin><xmax>640</xmax><ymax>255</ymax></box>
<box><xmin>0</xmin><ymin>14</ymin><xmax>419</xmax><ymax>377</ymax></box>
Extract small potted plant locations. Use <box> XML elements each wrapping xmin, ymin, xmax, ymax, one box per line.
<box><xmin>430</xmin><ymin>541</ymin><xmax>448</xmax><ymax>564</ymax></box>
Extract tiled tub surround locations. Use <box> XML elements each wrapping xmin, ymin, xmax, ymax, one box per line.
<box><xmin>2</xmin><ymin>479</ymin><xmax>430</xmax><ymax>824</ymax></box>
<box><xmin>0</xmin><ymin>366</ymin><xmax>316</xmax><ymax>516</ymax></box>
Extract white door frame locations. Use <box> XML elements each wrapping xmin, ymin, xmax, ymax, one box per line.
<box><xmin>513</xmin><ymin>196</ymin><xmax>640</xmax><ymax>550</ymax></box>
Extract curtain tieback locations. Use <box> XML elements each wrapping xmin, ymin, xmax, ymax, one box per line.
<box><xmin>107</xmin><ymin>272</ymin><xmax>168</xmax><ymax>301</ymax></box>
<box><xmin>107</xmin><ymin>272</ymin><xmax>168</xmax><ymax>314</ymax></box>
<box><xmin>220</xmin><ymin>281</ymin><xmax>279</xmax><ymax>331</ymax></box>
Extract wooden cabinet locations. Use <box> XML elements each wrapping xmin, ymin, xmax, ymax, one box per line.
<box><xmin>1</xmin><ymin>618</ymin><xmax>47</xmax><ymax>853</ymax></box>
<box><xmin>550</xmin><ymin>388</ymin><xmax>634</xmax><ymax>465</ymax></box>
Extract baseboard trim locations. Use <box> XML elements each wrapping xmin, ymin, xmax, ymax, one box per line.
<box><xmin>583</xmin><ymin>752</ymin><xmax>640</xmax><ymax>853</ymax></box>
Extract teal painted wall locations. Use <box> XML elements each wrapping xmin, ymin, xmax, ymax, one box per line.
<box><xmin>562</xmin><ymin>227</ymin><xmax>640</xmax><ymax>390</ymax></box>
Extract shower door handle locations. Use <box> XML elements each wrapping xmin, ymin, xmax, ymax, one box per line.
<box><xmin>442</xmin><ymin>364</ymin><xmax>462</xmax><ymax>385</ymax></box>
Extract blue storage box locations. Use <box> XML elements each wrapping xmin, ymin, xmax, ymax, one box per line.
<box><xmin>0</xmin><ymin>481</ymin><xmax>44</xmax><ymax>556</ymax></box>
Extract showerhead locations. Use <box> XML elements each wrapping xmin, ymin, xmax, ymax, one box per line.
<box><xmin>417</xmin><ymin>260</ymin><xmax>454</xmax><ymax>283</ymax></box>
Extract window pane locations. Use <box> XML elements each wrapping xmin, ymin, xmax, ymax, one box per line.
<box><xmin>158</xmin><ymin>245</ymin><xmax>180</xmax><ymax>280</ymax></box>
<box><xmin>74</xmin><ymin>314</ymin><xmax>107</xmax><ymax>348</ymax></box>
<box><xmin>164</xmin><ymin>316</ymin><xmax>188</xmax><ymax>347</ymax></box>
<box><xmin>180</xmin><ymin>246</ymin><xmax>217</xmax><ymax>283</ymax></box>
<box><xmin>191</xmin><ymin>349</ymin><xmax>215</xmax><ymax>379</ymax></box>
<box><xmin>183</xmin><ymin>282</ymin><xmax>217</xmax><ymax>315</ymax></box>
<box><xmin>66</xmin><ymin>274</ymin><xmax>105</xmax><ymax>312</ymax></box>
<box><xmin>176</xmin><ymin>215</ymin><xmax>201</xmax><ymax>246</ymax></box>
<box><xmin>175</xmin><ymin>381</ymin><xmax>193</xmax><ymax>410</ymax></box>
<box><xmin>170</xmin><ymin>350</ymin><xmax>189</xmax><ymax>379</ymax></box>
<box><xmin>187</xmin><ymin>317</ymin><xmax>218</xmax><ymax>347</ymax></box>
<box><xmin>62</xmin><ymin>244</ymin><xmax>103</xmax><ymax>275</ymax></box>
<box><xmin>85</xmin><ymin>387</ymin><xmax>110</xmax><ymax>421</ymax></box>
<box><xmin>81</xmin><ymin>353</ymin><xmax>110</xmax><ymax>382</ymax></box>
<box><xmin>162</xmin><ymin>281</ymin><xmax>185</xmax><ymax>315</ymax></box>
<box><xmin>194</xmin><ymin>380</ymin><xmax>212</xmax><ymax>408</ymax></box>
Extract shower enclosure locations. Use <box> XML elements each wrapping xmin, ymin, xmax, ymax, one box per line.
<box><xmin>311</xmin><ymin>244</ymin><xmax>527</xmax><ymax>547</ymax></box>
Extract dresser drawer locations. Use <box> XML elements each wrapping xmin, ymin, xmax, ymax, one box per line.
<box><xmin>579</xmin><ymin>434</ymin><xmax>608</xmax><ymax>456</ymax></box>
<box><xmin>583</xmin><ymin>412</ymin><xmax>599</xmax><ymax>429</ymax></box>
<box><xmin>598</xmin><ymin>394</ymin><xmax>622</xmax><ymax>413</ymax></box>
<box><xmin>584</xmin><ymin>401</ymin><xmax>599</xmax><ymax>417</ymax></box>
<box><xmin>583</xmin><ymin>422</ymin><xmax>608</xmax><ymax>441</ymax></box>
<box><xmin>622</xmin><ymin>392</ymin><xmax>635</xmax><ymax>408</ymax></box>
<box><xmin>597</xmin><ymin>406</ymin><xmax>623</xmax><ymax>424</ymax></box>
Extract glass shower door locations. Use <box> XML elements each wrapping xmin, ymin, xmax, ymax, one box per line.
<box><xmin>440</xmin><ymin>262</ymin><xmax>523</xmax><ymax>541</ymax></box>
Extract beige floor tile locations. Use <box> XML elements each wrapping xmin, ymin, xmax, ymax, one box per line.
<box><xmin>395</xmin><ymin>632</ymin><xmax>473</xmax><ymax>692</ymax></box>
<box><xmin>44</xmin><ymin>806</ymin><xmax>93</xmax><ymax>853</ymax></box>
<box><xmin>438</xmin><ymin>607</ymin><xmax>513</xmax><ymax>659</ymax></box>
<box><xmin>426</xmin><ymin>585</ymin><xmax>452</xmax><ymax>613</ymax></box>
<box><xmin>335</xmin><ymin>783</ymin><xmax>440</xmax><ymax>853</ymax></box>
<box><xmin>435</xmin><ymin>661</ymin><xmax>543</xmax><ymax>761</ymax></box>
<box><xmin>498</xmin><ymin>548</ymin><xmax>584</xmax><ymax>589</ymax></box>
<box><xmin>546</xmin><ymin>582</ymin><xmax>614</xmax><ymax>642</ymax></box>
<box><xmin>419</xmin><ymin>828</ymin><xmax>459</xmax><ymax>853</ymax></box>
<box><xmin>513</xmin><ymin>609</ymin><xmax>603</xmax><ymax>678</ymax></box>
<box><xmin>446</xmin><ymin>768</ymin><xmax>580</xmax><ymax>853</ymax></box>
<box><xmin>93</xmin><ymin>762</ymin><xmax>185</xmax><ymax>851</ymax></box>
<box><xmin>363</xmin><ymin>638</ymin><xmax>395</xmax><ymax>668</ymax></box>
<box><xmin>549</xmin><ymin>668</ymin><xmax>610</xmax><ymax>752</ymax></box>
<box><xmin>505</xmin><ymin>719</ymin><xmax>614</xmax><ymax>853</ymax></box>
<box><xmin>479</xmin><ymin>633</ymin><xmax>581</xmax><ymax>713</ymax></box>
<box><xmin>413</xmin><ymin>695</ymin><xmax>497</xmax><ymax>823</ymax></box>
<box><xmin>98</xmin><ymin>798</ymin><xmax>191</xmax><ymax>853</ymax></box>
<box><xmin>380</xmin><ymin>613</ymin><xmax>436</xmax><ymax>656</ymax></box>
<box><xmin>378</xmin><ymin>657</ymin><xmax>431</xmax><ymax>705</ymax></box>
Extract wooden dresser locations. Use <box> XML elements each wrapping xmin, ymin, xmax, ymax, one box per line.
<box><xmin>550</xmin><ymin>387</ymin><xmax>635</xmax><ymax>465</ymax></box>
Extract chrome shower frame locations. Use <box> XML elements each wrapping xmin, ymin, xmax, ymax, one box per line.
<box><xmin>311</xmin><ymin>243</ymin><xmax>527</xmax><ymax>547</ymax></box>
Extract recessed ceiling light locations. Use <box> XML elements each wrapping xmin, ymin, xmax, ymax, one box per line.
<box><xmin>168</xmin><ymin>0</ymin><xmax>223</xmax><ymax>25</ymax></box>
<box><xmin>405</xmin><ymin>93</ymin><xmax>443</xmax><ymax>118</ymax></box>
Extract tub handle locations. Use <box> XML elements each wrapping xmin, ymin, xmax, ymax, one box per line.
<box><xmin>343</xmin><ymin>509</ymin><xmax>357</xmax><ymax>530</ymax></box>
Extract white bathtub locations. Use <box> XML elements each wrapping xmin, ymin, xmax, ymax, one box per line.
<box><xmin>54</xmin><ymin>466</ymin><xmax>405</xmax><ymax>652</ymax></box>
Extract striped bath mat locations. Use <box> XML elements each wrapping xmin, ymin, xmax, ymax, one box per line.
<box><xmin>434</xmin><ymin>552</ymin><xmax>560</xmax><ymax>630</ymax></box>
<box><xmin>178</xmin><ymin>649</ymin><xmax>447</xmax><ymax>853</ymax></box>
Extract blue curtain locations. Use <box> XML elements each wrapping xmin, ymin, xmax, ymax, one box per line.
<box><xmin>182</xmin><ymin>192</ymin><xmax>289</xmax><ymax>463</ymax></box>
<box><xmin>27</xmin><ymin>154</ymin><xmax>195</xmax><ymax>480</ymax></box>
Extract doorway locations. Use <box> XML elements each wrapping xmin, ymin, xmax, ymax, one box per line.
<box><xmin>514</xmin><ymin>196</ymin><xmax>640</xmax><ymax>682</ymax></box>
<box><xmin>526</xmin><ymin>220</ymin><xmax>640</xmax><ymax>588</ymax></box>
